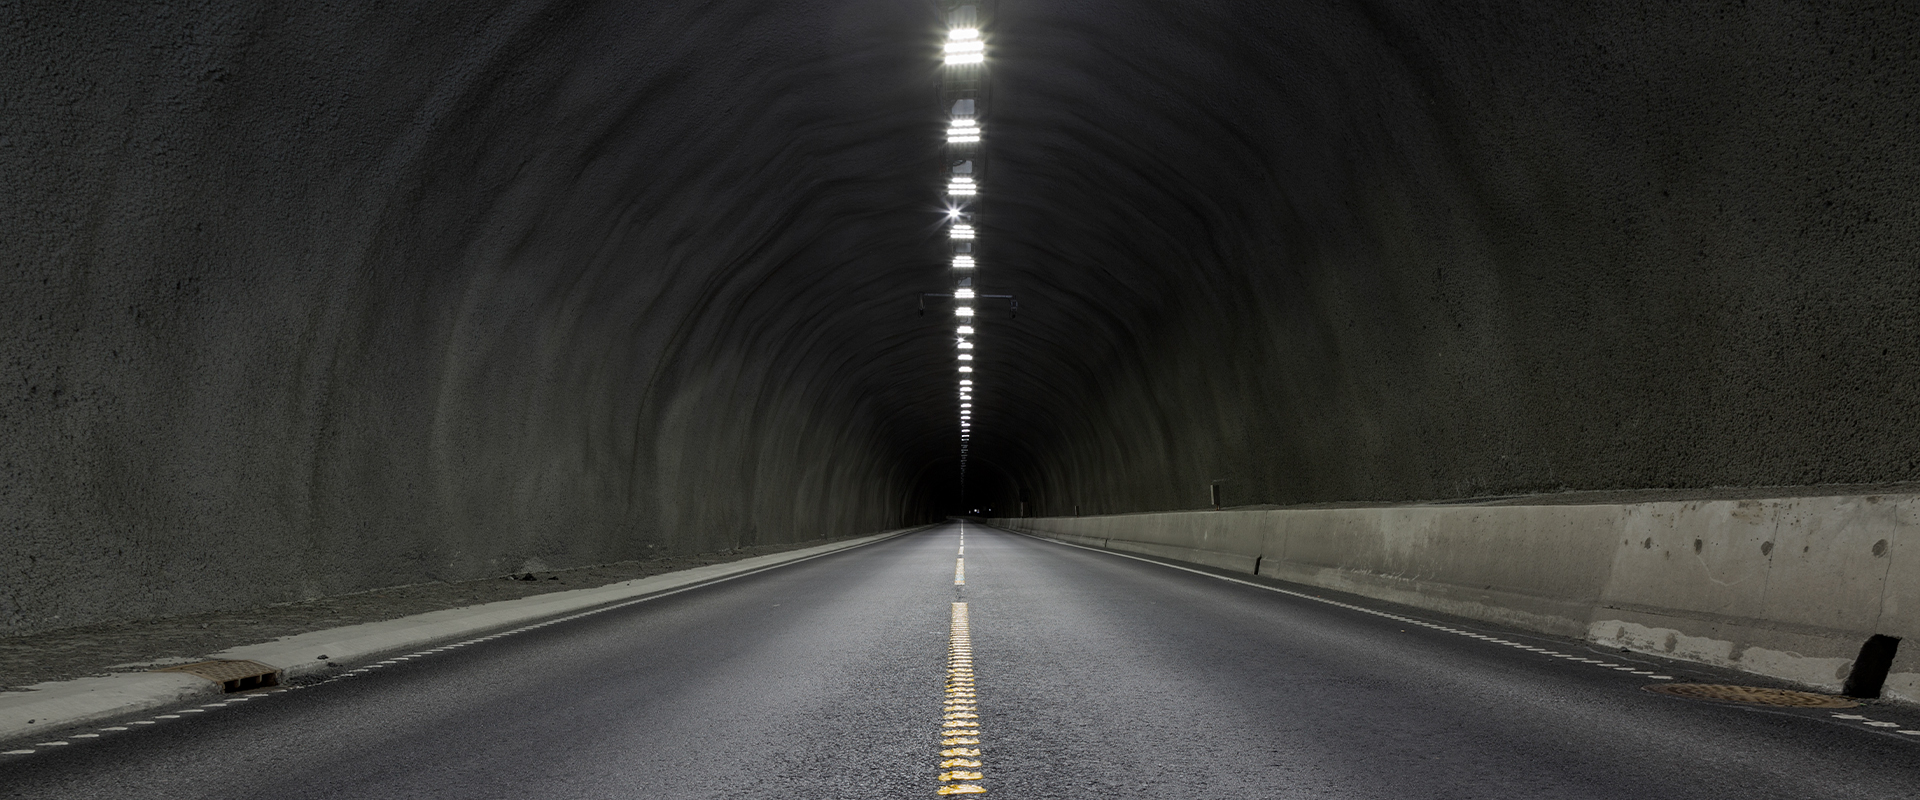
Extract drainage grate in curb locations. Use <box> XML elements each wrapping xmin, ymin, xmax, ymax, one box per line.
<box><xmin>1644</xmin><ymin>683</ymin><xmax>1860</xmax><ymax>708</ymax></box>
<box><xmin>151</xmin><ymin>660</ymin><xmax>281</xmax><ymax>693</ymax></box>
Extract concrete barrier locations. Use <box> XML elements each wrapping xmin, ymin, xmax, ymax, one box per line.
<box><xmin>992</xmin><ymin>493</ymin><xmax>1920</xmax><ymax>703</ymax></box>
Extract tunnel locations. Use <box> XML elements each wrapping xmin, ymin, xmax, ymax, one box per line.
<box><xmin>7</xmin><ymin>2</ymin><xmax>1920</xmax><ymax>792</ymax></box>
<box><xmin>11</xmin><ymin>0</ymin><xmax>1920</xmax><ymax>634</ymax></box>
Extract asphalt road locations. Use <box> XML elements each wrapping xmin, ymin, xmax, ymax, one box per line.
<box><xmin>5</xmin><ymin>522</ymin><xmax>1920</xmax><ymax>798</ymax></box>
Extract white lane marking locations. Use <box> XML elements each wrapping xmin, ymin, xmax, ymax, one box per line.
<box><xmin>955</xmin><ymin>557</ymin><xmax>966</xmax><ymax>585</ymax></box>
<box><xmin>34</xmin><ymin>742</ymin><xmax>68</xmax><ymax>746</ymax></box>
<box><xmin>1017</xmin><ymin>530</ymin><xmax>1693</xmax><ymax>684</ymax></box>
<box><xmin>71</xmin><ymin>734</ymin><xmax>99</xmax><ymax>738</ymax></box>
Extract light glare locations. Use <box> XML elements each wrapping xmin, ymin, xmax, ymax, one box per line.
<box><xmin>943</xmin><ymin>35</ymin><xmax>985</xmax><ymax>66</ymax></box>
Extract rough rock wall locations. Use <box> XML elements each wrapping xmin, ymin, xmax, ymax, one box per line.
<box><xmin>0</xmin><ymin>0</ymin><xmax>951</xmax><ymax>635</ymax></box>
<box><xmin>983</xmin><ymin>1</ymin><xmax>1920</xmax><ymax>514</ymax></box>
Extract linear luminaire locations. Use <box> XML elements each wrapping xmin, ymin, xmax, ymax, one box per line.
<box><xmin>957</xmin><ymin>341</ymin><xmax>973</xmax><ymax>349</ymax></box>
<box><xmin>959</xmin><ymin>379</ymin><xmax>973</xmax><ymax>385</ymax></box>
<box><xmin>959</xmin><ymin>365</ymin><xmax>973</xmax><ymax>372</ymax></box>
<box><xmin>947</xmin><ymin>177</ymin><xmax>977</xmax><ymax>196</ymax></box>
<box><xmin>951</xmin><ymin>224</ymin><xmax>975</xmax><ymax>239</ymax></box>
<box><xmin>961</xmin><ymin>403</ymin><xmax>972</xmax><ymax>408</ymax></box>
<box><xmin>952</xmin><ymin>256</ymin><xmax>975</xmax><ymax>269</ymax></box>
<box><xmin>956</xmin><ymin>305</ymin><xmax>974</xmax><ymax>317</ymax></box>
<box><xmin>957</xmin><ymin>326</ymin><xmax>974</xmax><ymax>335</ymax></box>
<box><xmin>947</xmin><ymin>119</ymin><xmax>981</xmax><ymax>144</ymax></box>
<box><xmin>944</xmin><ymin>30</ymin><xmax>984</xmax><ymax>65</ymax></box>
<box><xmin>958</xmin><ymin>354</ymin><xmax>973</xmax><ymax>361</ymax></box>
<box><xmin>955</xmin><ymin>287</ymin><xmax>976</xmax><ymax>299</ymax></box>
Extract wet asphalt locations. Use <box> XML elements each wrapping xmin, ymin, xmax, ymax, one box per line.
<box><xmin>4</xmin><ymin>522</ymin><xmax>1919</xmax><ymax>798</ymax></box>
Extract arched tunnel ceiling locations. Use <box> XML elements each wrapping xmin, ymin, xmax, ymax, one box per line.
<box><xmin>6</xmin><ymin>0</ymin><xmax>1920</xmax><ymax>633</ymax></box>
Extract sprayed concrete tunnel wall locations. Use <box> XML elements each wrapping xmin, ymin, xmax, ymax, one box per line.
<box><xmin>6</xmin><ymin>0</ymin><xmax>1920</xmax><ymax>647</ymax></box>
<box><xmin>0</xmin><ymin>0</ymin><xmax>957</xmax><ymax>636</ymax></box>
<box><xmin>978</xmin><ymin>2</ymin><xmax>1920</xmax><ymax>515</ymax></box>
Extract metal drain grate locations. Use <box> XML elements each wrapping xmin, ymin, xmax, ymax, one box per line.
<box><xmin>1644</xmin><ymin>683</ymin><xmax>1859</xmax><ymax>708</ymax></box>
<box><xmin>151</xmin><ymin>660</ymin><xmax>281</xmax><ymax>693</ymax></box>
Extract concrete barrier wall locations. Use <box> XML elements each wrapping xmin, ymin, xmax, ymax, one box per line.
<box><xmin>992</xmin><ymin>493</ymin><xmax>1920</xmax><ymax>703</ymax></box>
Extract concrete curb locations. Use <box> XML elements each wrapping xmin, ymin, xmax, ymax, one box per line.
<box><xmin>0</xmin><ymin>525</ymin><xmax>929</xmax><ymax>744</ymax></box>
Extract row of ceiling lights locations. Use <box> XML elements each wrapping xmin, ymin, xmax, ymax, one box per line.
<box><xmin>942</xmin><ymin>5</ymin><xmax>984</xmax><ymax>477</ymax></box>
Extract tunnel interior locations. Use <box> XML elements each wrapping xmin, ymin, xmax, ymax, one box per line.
<box><xmin>5</xmin><ymin>0</ymin><xmax>1920</xmax><ymax>635</ymax></box>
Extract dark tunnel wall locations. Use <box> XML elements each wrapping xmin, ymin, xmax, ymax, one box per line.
<box><xmin>6</xmin><ymin>0</ymin><xmax>1920</xmax><ymax>634</ymax></box>
<box><xmin>977</xmin><ymin>1</ymin><xmax>1920</xmax><ymax>515</ymax></box>
<box><xmin>0</xmin><ymin>0</ymin><xmax>962</xmax><ymax>635</ymax></box>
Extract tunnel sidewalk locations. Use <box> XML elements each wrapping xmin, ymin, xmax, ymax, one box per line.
<box><xmin>0</xmin><ymin>527</ymin><xmax>925</xmax><ymax>744</ymax></box>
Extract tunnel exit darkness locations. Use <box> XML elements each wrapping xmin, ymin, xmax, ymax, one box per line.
<box><xmin>5</xmin><ymin>0</ymin><xmax>1920</xmax><ymax>635</ymax></box>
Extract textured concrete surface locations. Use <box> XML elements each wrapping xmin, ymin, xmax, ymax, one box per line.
<box><xmin>8</xmin><ymin>526</ymin><xmax>1920</xmax><ymax>798</ymax></box>
<box><xmin>0</xmin><ymin>0</ymin><xmax>951</xmax><ymax>636</ymax></box>
<box><xmin>987</xmin><ymin>2</ymin><xmax>1920</xmax><ymax>514</ymax></box>
<box><xmin>6</xmin><ymin>0</ymin><xmax>1920</xmax><ymax>641</ymax></box>
<box><xmin>995</xmin><ymin>491</ymin><xmax>1920</xmax><ymax>702</ymax></box>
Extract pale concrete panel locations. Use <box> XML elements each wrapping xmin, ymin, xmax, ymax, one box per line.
<box><xmin>1601</xmin><ymin>500</ymin><xmax>1780</xmax><ymax>621</ymax></box>
<box><xmin>1761</xmin><ymin>495</ymin><xmax>1898</xmax><ymax>634</ymax></box>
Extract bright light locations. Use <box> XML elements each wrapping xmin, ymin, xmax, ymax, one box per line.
<box><xmin>959</xmin><ymin>366</ymin><xmax>973</xmax><ymax>372</ymax></box>
<box><xmin>944</xmin><ymin>30</ymin><xmax>985</xmax><ymax>65</ymax></box>
<box><xmin>957</xmin><ymin>341</ymin><xmax>973</xmax><ymax>349</ymax></box>
<box><xmin>953</xmin><ymin>256</ymin><xmax>975</xmax><ymax>269</ymax></box>
<box><xmin>955</xmin><ymin>288</ymin><xmax>975</xmax><ymax>299</ymax></box>
<box><xmin>951</xmin><ymin>224</ymin><xmax>975</xmax><ymax>239</ymax></box>
<box><xmin>947</xmin><ymin>177</ymin><xmax>977</xmax><ymax>196</ymax></box>
<box><xmin>958</xmin><ymin>354</ymin><xmax>973</xmax><ymax>361</ymax></box>
<box><xmin>960</xmin><ymin>380</ymin><xmax>973</xmax><ymax>385</ymax></box>
<box><xmin>957</xmin><ymin>326</ymin><xmax>974</xmax><ymax>335</ymax></box>
<box><xmin>956</xmin><ymin>305</ymin><xmax>974</xmax><ymax>317</ymax></box>
<box><xmin>961</xmin><ymin>403</ymin><xmax>972</xmax><ymax>408</ymax></box>
<box><xmin>947</xmin><ymin>119</ymin><xmax>980</xmax><ymax>144</ymax></box>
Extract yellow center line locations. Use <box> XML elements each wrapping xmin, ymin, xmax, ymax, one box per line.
<box><xmin>938</xmin><ymin>602</ymin><xmax>985</xmax><ymax>795</ymax></box>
